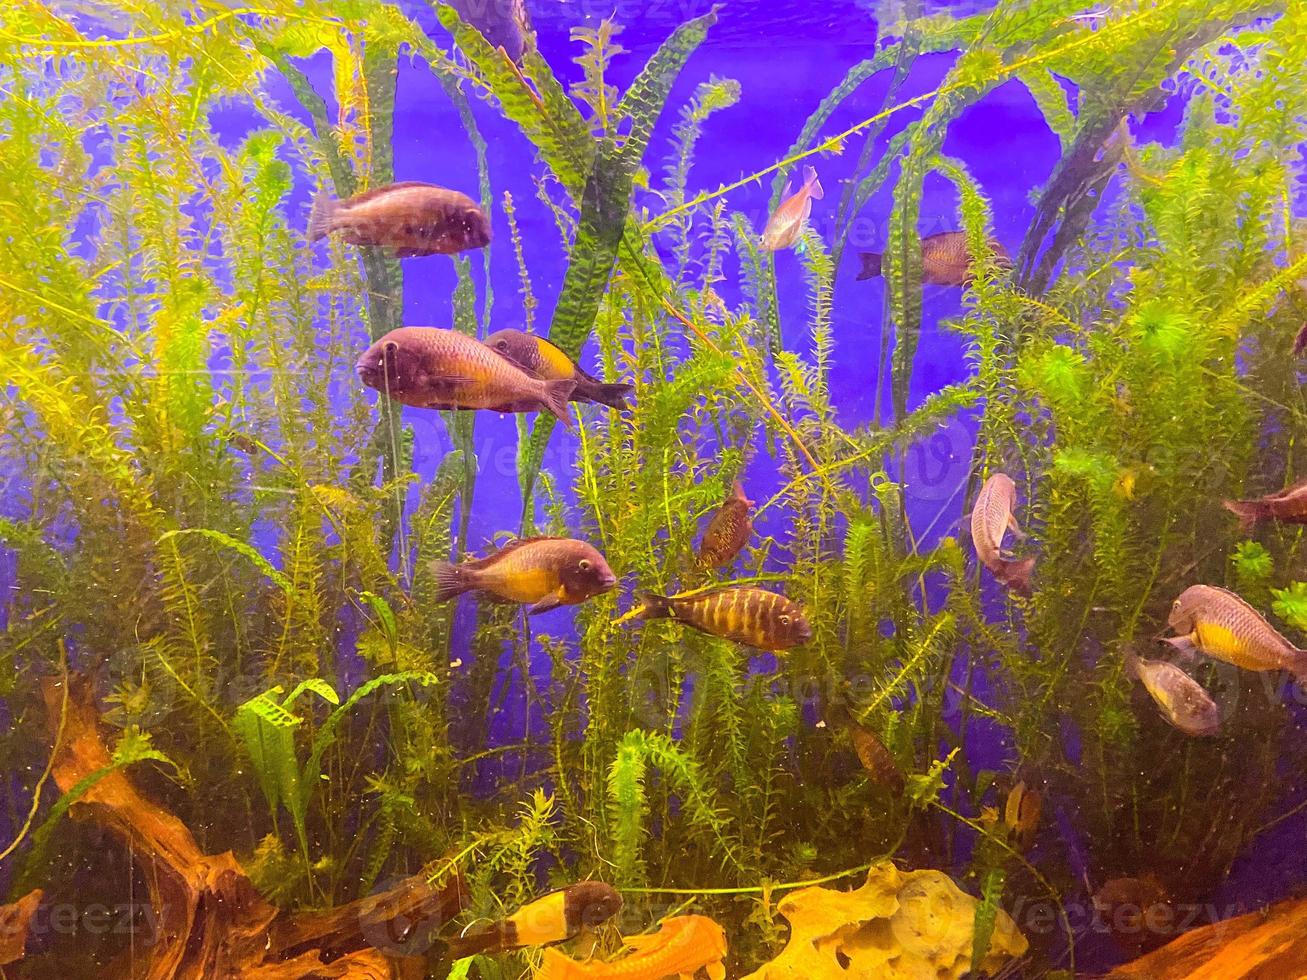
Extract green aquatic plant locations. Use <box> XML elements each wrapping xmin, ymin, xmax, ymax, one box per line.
<box><xmin>1</xmin><ymin>0</ymin><xmax>1305</xmax><ymax>977</ymax></box>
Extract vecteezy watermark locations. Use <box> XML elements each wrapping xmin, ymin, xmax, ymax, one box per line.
<box><xmin>1006</xmin><ymin>894</ymin><xmax>1246</xmax><ymax>943</ymax></box>
<box><xmin>10</xmin><ymin>901</ymin><xmax>162</xmax><ymax>943</ymax></box>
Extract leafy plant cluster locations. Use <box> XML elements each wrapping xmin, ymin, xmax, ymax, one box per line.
<box><xmin>1</xmin><ymin>0</ymin><xmax>1305</xmax><ymax>977</ymax></box>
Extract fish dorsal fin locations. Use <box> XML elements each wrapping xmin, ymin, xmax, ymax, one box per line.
<box><xmin>346</xmin><ymin>180</ymin><xmax>442</xmax><ymax>207</ymax></box>
<box><xmin>621</xmin><ymin>930</ymin><xmax>666</xmax><ymax>954</ymax></box>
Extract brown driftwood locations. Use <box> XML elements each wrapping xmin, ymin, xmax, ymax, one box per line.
<box><xmin>1106</xmin><ymin>895</ymin><xmax>1307</xmax><ymax>980</ymax></box>
<box><xmin>14</xmin><ymin>675</ymin><xmax>465</xmax><ymax>979</ymax></box>
<box><xmin>0</xmin><ymin>890</ymin><xmax>42</xmax><ymax>967</ymax></box>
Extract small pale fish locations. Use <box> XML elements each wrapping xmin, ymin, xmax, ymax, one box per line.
<box><xmin>827</xmin><ymin>699</ymin><xmax>904</xmax><ymax>795</ymax></box>
<box><xmin>1223</xmin><ymin>479</ymin><xmax>1307</xmax><ymax>526</ymax></box>
<box><xmin>696</xmin><ymin>481</ymin><xmax>754</xmax><ymax>568</ymax></box>
<box><xmin>760</xmin><ymin>165</ymin><xmax>824</xmax><ymax>252</ymax></box>
<box><xmin>634</xmin><ymin>586</ymin><xmax>812</xmax><ymax>652</ymax></box>
<box><xmin>858</xmin><ymin>231</ymin><xmax>1012</xmax><ymax>286</ymax></box>
<box><xmin>431</xmin><ymin>537</ymin><xmax>616</xmax><ymax>614</ymax></box>
<box><xmin>485</xmin><ymin>328</ymin><xmax>634</xmax><ymax>411</ymax></box>
<box><xmin>308</xmin><ymin>181</ymin><xmax>491</xmax><ymax>257</ymax></box>
<box><xmin>447</xmin><ymin>881</ymin><xmax>621</xmax><ymax>959</ymax></box>
<box><xmin>970</xmin><ymin>472</ymin><xmax>1035</xmax><ymax>593</ymax></box>
<box><xmin>1165</xmin><ymin>584</ymin><xmax>1307</xmax><ymax>681</ymax></box>
<box><xmin>537</xmin><ymin>915</ymin><xmax>727</xmax><ymax>980</ymax></box>
<box><xmin>1003</xmin><ymin>781</ymin><xmax>1042</xmax><ymax>848</ymax></box>
<box><xmin>1123</xmin><ymin>649</ymin><xmax>1220</xmax><ymax>737</ymax></box>
<box><xmin>355</xmin><ymin>327</ymin><xmax>575</xmax><ymax>427</ymax></box>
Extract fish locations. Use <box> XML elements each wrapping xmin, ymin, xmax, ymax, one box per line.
<box><xmin>536</xmin><ymin>914</ymin><xmax>727</xmax><ymax>980</ymax></box>
<box><xmin>970</xmin><ymin>472</ymin><xmax>1035</xmax><ymax>593</ymax></box>
<box><xmin>1164</xmin><ymin>584</ymin><xmax>1307</xmax><ymax>681</ymax></box>
<box><xmin>1294</xmin><ymin>322</ymin><xmax>1307</xmax><ymax>357</ymax></box>
<box><xmin>430</xmin><ymin>537</ymin><xmax>617</xmax><ymax>614</ymax></box>
<box><xmin>1123</xmin><ymin>648</ymin><xmax>1220</xmax><ymax>737</ymax></box>
<box><xmin>447</xmin><ymin>881</ymin><xmax>622</xmax><ymax>959</ymax></box>
<box><xmin>484</xmin><ymin>329</ymin><xmax>634</xmax><ymax>411</ymax></box>
<box><xmin>696</xmin><ymin>481</ymin><xmax>754</xmax><ymax>568</ymax></box>
<box><xmin>858</xmin><ymin>231</ymin><xmax>1012</xmax><ymax>286</ymax></box>
<box><xmin>308</xmin><ymin>181</ymin><xmax>491</xmax><ymax>257</ymax></box>
<box><xmin>760</xmin><ymin>165</ymin><xmax>823</xmax><ymax>252</ymax></box>
<box><xmin>825</xmin><ymin>699</ymin><xmax>904</xmax><ymax>794</ymax></box>
<box><xmin>1092</xmin><ymin>875</ymin><xmax>1172</xmax><ymax>954</ymax></box>
<box><xmin>1003</xmin><ymin>780</ymin><xmax>1042</xmax><ymax>848</ymax></box>
<box><xmin>448</xmin><ymin>0</ymin><xmax>530</xmax><ymax>63</ymax></box>
<box><xmin>1222</xmin><ymin>479</ymin><xmax>1307</xmax><ymax>526</ymax></box>
<box><xmin>633</xmin><ymin>586</ymin><xmax>812</xmax><ymax>652</ymax></box>
<box><xmin>355</xmin><ymin>327</ymin><xmax>575</xmax><ymax>427</ymax></box>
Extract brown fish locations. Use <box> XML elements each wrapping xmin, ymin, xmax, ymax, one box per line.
<box><xmin>1093</xmin><ymin>875</ymin><xmax>1172</xmax><ymax>955</ymax></box>
<box><xmin>1003</xmin><ymin>780</ymin><xmax>1041</xmax><ymax>848</ymax></box>
<box><xmin>696</xmin><ymin>481</ymin><xmax>754</xmax><ymax>568</ymax></box>
<box><xmin>447</xmin><ymin>881</ymin><xmax>621</xmax><ymax>958</ymax></box>
<box><xmin>485</xmin><ymin>328</ymin><xmax>634</xmax><ymax>411</ymax></box>
<box><xmin>355</xmin><ymin>327</ymin><xmax>575</xmax><ymax>427</ymax></box>
<box><xmin>970</xmin><ymin>472</ymin><xmax>1035</xmax><ymax>593</ymax></box>
<box><xmin>1294</xmin><ymin>322</ymin><xmax>1307</xmax><ymax>357</ymax></box>
<box><xmin>309</xmin><ymin>181</ymin><xmax>491</xmax><ymax>257</ymax></box>
<box><xmin>825</xmin><ymin>699</ymin><xmax>904</xmax><ymax>794</ymax></box>
<box><xmin>760</xmin><ymin>166</ymin><xmax>823</xmax><ymax>252</ymax></box>
<box><xmin>1165</xmin><ymin>584</ymin><xmax>1307</xmax><ymax>680</ymax></box>
<box><xmin>431</xmin><ymin>537</ymin><xmax>616</xmax><ymax>614</ymax></box>
<box><xmin>1223</xmin><ymin>479</ymin><xmax>1307</xmax><ymax>526</ymax></box>
<box><xmin>634</xmin><ymin>586</ymin><xmax>812</xmax><ymax>652</ymax></box>
<box><xmin>858</xmin><ymin>231</ymin><xmax>1012</xmax><ymax>285</ymax></box>
<box><xmin>1123</xmin><ymin>648</ymin><xmax>1220</xmax><ymax>737</ymax></box>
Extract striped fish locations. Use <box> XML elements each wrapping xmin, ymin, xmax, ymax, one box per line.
<box><xmin>970</xmin><ymin>472</ymin><xmax>1035</xmax><ymax>593</ymax></box>
<box><xmin>635</xmin><ymin>586</ymin><xmax>811</xmax><ymax>652</ymax></box>
<box><xmin>1166</xmin><ymin>584</ymin><xmax>1307</xmax><ymax>681</ymax></box>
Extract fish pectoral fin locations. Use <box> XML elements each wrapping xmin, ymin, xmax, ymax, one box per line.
<box><xmin>620</xmin><ymin>932</ymin><xmax>663</xmax><ymax>953</ymax></box>
<box><xmin>1161</xmin><ymin>635</ymin><xmax>1199</xmax><ymax>661</ymax></box>
<box><xmin>1007</xmin><ymin>513</ymin><xmax>1028</xmax><ymax>540</ymax></box>
<box><xmin>528</xmin><ymin>591</ymin><xmax>567</xmax><ymax>615</ymax></box>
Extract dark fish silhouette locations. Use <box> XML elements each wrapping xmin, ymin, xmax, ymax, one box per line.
<box><xmin>858</xmin><ymin>231</ymin><xmax>1011</xmax><ymax>285</ymax></box>
<box><xmin>309</xmin><ymin>181</ymin><xmax>490</xmax><ymax>257</ymax></box>
<box><xmin>485</xmin><ymin>328</ymin><xmax>633</xmax><ymax>411</ymax></box>
<box><xmin>431</xmin><ymin>537</ymin><xmax>616</xmax><ymax>614</ymax></box>
<box><xmin>634</xmin><ymin>586</ymin><xmax>811</xmax><ymax>651</ymax></box>
<box><xmin>696</xmin><ymin>481</ymin><xmax>754</xmax><ymax>568</ymax></box>
<box><xmin>825</xmin><ymin>698</ymin><xmax>904</xmax><ymax>795</ymax></box>
<box><xmin>1294</xmin><ymin>322</ymin><xmax>1307</xmax><ymax>357</ymax></box>
<box><xmin>1223</xmin><ymin>479</ymin><xmax>1307</xmax><ymax>526</ymax></box>
<box><xmin>447</xmin><ymin>881</ymin><xmax>621</xmax><ymax>958</ymax></box>
<box><xmin>355</xmin><ymin>327</ymin><xmax>574</xmax><ymax>427</ymax></box>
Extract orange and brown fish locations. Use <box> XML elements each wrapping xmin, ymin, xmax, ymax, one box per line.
<box><xmin>760</xmin><ymin>166</ymin><xmax>823</xmax><ymax>252</ymax></box>
<box><xmin>825</xmin><ymin>698</ymin><xmax>904</xmax><ymax>795</ymax></box>
<box><xmin>485</xmin><ymin>328</ymin><xmax>633</xmax><ymax>411</ymax></box>
<box><xmin>1123</xmin><ymin>648</ymin><xmax>1220</xmax><ymax>737</ymax></box>
<box><xmin>970</xmin><ymin>472</ymin><xmax>1035</xmax><ymax>594</ymax></box>
<box><xmin>1223</xmin><ymin>479</ymin><xmax>1307</xmax><ymax>526</ymax></box>
<box><xmin>858</xmin><ymin>231</ymin><xmax>1011</xmax><ymax>286</ymax></box>
<box><xmin>447</xmin><ymin>881</ymin><xmax>621</xmax><ymax>959</ymax></box>
<box><xmin>309</xmin><ymin>180</ymin><xmax>491</xmax><ymax>257</ymax></box>
<box><xmin>696</xmin><ymin>481</ymin><xmax>754</xmax><ymax>568</ymax></box>
<box><xmin>355</xmin><ymin>327</ymin><xmax>575</xmax><ymax>427</ymax></box>
<box><xmin>431</xmin><ymin>537</ymin><xmax>616</xmax><ymax>614</ymax></box>
<box><xmin>1164</xmin><ymin>584</ymin><xmax>1307</xmax><ymax>681</ymax></box>
<box><xmin>634</xmin><ymin>585</ymin><xmax>811</xmax><ymax>652</ymax></box>
<box><xmin>1003</xmin><ymin>780</ymin><xmax>1042</xmax><ymax>849</ymax></box>
<box><xmin>536</xmin><ymin>914</ymin><xmax>727</xmax><ymax>980</ymax></box>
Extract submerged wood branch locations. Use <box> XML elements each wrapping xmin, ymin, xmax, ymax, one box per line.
<box><xmin>13</xmin><ymin>675</ymin><xmax>466</xmax><ymax>980</ymax></box>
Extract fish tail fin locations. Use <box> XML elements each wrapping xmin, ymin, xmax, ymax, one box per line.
<box><xmin>308</xmin><ymin>190</ymin><xmax>341</xmax><ymax>242</ymax></box>
<box><xmin>593</xmin><ymin>381</ymin><xmax>635</xmax><ymax>411</ymax></box>
<box><xmin>803</xmin><ymin>165</ymin><xmax>824</xmax><ymax>200</ymax></box>
<box><xmin>733</xmin><ymin>480</ymin><xmax>755</xmax><ymax>507</ymax></box>
<box><xmin>999</xmin><ymin>556</ymin><xmax>1035</xmax><ymax>594</ymax></box>
<box><xmin>446</xmin><ymin>921</ymin><xmax>510</xmax><ymax>959</ymax></box>
<box><xmin>634</xmin><ymin>590</ymin><xmax>673</xmax><ymax>621</ymax></box>
<box><xmin>857</xmin><ymin>252</ymin><xmax>883</xmax><ymax>280</ymax></box>
<box><xmin>540</xmin><ymin>379</ymin><xmax>577</xmax><ymax>429</ymax></box>
<box><xmin>430</xmin><ymin>560</ymin><xmax>473</xmax><ymax>602</ymax></box>
<box><xmin>1222</xmin><ymin>498</ymin><xmax>1266</xmax><ymax>527</ymax></box>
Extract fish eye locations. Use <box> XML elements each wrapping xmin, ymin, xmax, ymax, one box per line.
<box><xmin>496</xmin><ymin>339</ymin><xmax>509</xmax><ymax>349</ymax></box>
<box><xmin>578</xmin><ymin>558</ymin><xmax>591</xmax><ymax>570</ymax></box>
<box><xmin>1172</xmin><ymin>599</ymin><xmax>1181</xmax><ymax>609</ymax></box>
<box><xmin>779</xmin><ymin>614</ymin><xmax>790</xmax><ymax>626</ymax></box>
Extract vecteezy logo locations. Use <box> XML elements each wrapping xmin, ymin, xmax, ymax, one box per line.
<box><xmin>901</xmin><ymin>415</ymin><xmax>974</xmax><ymax>504</ymax></box>
<box><xmin>358</xmin><ymin>874</ymin><xmax>459</xmax><ymax>957</ymax></box>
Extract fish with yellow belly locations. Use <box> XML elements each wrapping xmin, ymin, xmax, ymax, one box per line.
<box><xmin>431</xmin><ymin>537</ymin><xmax>617</xmax><ymax>614</ymax></box>
<box><xmin>485</xmin><ymin>328</ymin><xmax>634</xmax><ymax>411</ymax></box>
<box><xmin>535</xmin><ymin>914</ymin><xmax>727</xmax><ymax>980</ymax></box>
<box><xmin>1164</xmin><ymin>584</ymin><xmax>1307</xmax><ymax>682</ymax></box>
